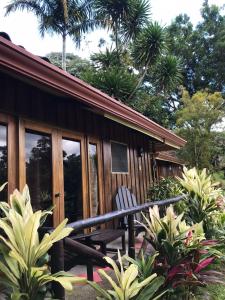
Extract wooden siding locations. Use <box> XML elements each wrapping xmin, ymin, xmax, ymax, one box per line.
<box><xmin>156</xmin><ymin>161</ymin><xmax>183</xmax><ymax>179</ymax></box>
<box><xmin>0</xmin><ymin>71</ymin><xmax>154</xmax><ymax>222</ymax></box>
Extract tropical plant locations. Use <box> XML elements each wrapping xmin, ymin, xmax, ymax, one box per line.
<box><xmin>88</xmin><ymin>251</ymin><xmax>166</xmax><ymax>300</ymax></box>
<box><xmin>137</xmin><ymin>203</ymin><xmax>225</xmax><ymax>299</ymax></box>
<box><xmin>138</xmin><ymin>205</ymin><xmax>205</xmax><ymax>266</ymax></box>
<box><xmin>147</xmin><ymin>177</ymin><xmax>182</xmax><ymax>201</ymax></box>
<box><xmin>152</xmin><ymin>55</ymin><xmax>183</xmax><ymax>97</ymax></box>
<box><xmin>166</xmin><ymin>239</ymin><xmax>225</xmax><ymax>300</ymax></box>
<box><xmin>129</xmin><ymin>22</ymin><xmax>167</xmax><ymax>100</ymax></box>
<box><xmin>177</xmin><ymin>167</ymin><xmax>223</xmax><ymax>235</ymax></box>
<box><xmin>5</xmin><ymin>0</ymin><xmax>96</xmax><ymax>70</ymax></box>
<box><xmin>124</xmin><ymin>252</ymin><xmax>159</xmax><ymax>282</ymax></box>
<box><xmin>94</xmin><ymin>0</ymin><xmax>150</xmax><ymax>52</ymax></box>
<box><xmin>0</xmin><ymin>184</ymin><xmax>84</xmax><ymax>299</ymax></box>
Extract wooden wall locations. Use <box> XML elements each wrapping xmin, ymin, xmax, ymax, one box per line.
<box><xmin>156</xmin><ymin>160</ymin><xmax>183</xmax><ymax>179</ymax></box>
<box><xmin>0</xmin><ymin>71</ymin><xmax>154</xmax><ymax>217</ymax></box>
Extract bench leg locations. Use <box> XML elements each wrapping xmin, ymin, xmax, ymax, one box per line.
<box><xmin>87</xmin><ymin>263</ymin><xmax>94</xmax><ymax>281</ymax></box>
<box><xmin>122</xmin><ymin>235</ymin><xmax>126</xmax><ymax>253</ymax></box>
<box><xmin>101</xmin><ymin>243</ymin><xmax>107</xmax><ymax>255</ymax></box>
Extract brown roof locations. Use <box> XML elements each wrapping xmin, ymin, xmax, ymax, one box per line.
<box><xmin>155</xmin><ymin>151</ymin><xmax>185</xmax><ymax>165</ymax></box>
<box><xmin>0</xmin><ymin>37</ymin><xmax>186</xmax><ymax>149</ymax></box>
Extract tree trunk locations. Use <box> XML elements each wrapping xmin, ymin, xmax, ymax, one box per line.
<box><xmin>128</xmin><ymin>59</ymin><xmax>151</xmax><ymax>101</ymax></box>
<box><xmin>62</xmin><ymin>33</ymin><xmax>66</xmax><ymax>71</ymax></box>
<box><xmin>61</xmin><ymin>0</ymin><xmax>68</xmax><ymax>71</ymax></box>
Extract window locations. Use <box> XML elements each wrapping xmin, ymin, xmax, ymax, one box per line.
<box><xmin>111</xmin><ymin>142</ymin><xmax>128</xmax><ymax>173</ymax></box>
<box><xmin>25</xmin><ymin>130</ymin><xmax>52</xmax><ymax>213</ymax></box>
<box><xmin>89</xmin><ymin>143</ymin><xmax>99</xmax><ymax>217</ymax></box>
<box><xmin>62</xmin><ymin>138</ymin><xmax>83</xmax><ymax>223</ymax></box>
<box><xmin>0</xmin><ymin>124</ymin><xmax>7</xmax><ymax>202</ymax></box>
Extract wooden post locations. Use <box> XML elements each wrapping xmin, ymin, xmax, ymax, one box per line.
<box><xmin>51</xmin><ymin>240</ymin><xmax>65</xmax><ymax>299</ymax></box>
<box><xmin>128</xmin><ymin>214</ymin><xmax>135</xmax><ymax>258</ymax></box>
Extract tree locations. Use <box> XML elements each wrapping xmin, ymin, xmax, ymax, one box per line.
<box><xmin>5</xmin><ymin>0</ymin><xmax>96</xmax><ymax>70</ymax></box>
<box><xmin>167</xmin><ymin>1</ymin><xmax>225</xmax><ymax>93</ymax></box>
<box><xmin>129</xmin><ymin>22</ymin><xmax>167</xmax><ymax>100</ymax></box>
<box><xmin>47</xmin><ymin>52</ymin><xmax>90</xmax><ymax>77</ymax></box>
<box><xmin>176</xmin><ymin>90</ymin><xmax>225</xmax><ymax>169</ymax></box>
<box><xmin>94</xmin><ymin>0</ymin><xmax>150</xmax><ymax>52</ymax></box>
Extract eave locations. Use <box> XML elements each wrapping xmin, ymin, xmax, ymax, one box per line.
<box><xmin>0</xmin><ymin>37</ymin><xmax>186</xmax><ymax>149</ymax></box>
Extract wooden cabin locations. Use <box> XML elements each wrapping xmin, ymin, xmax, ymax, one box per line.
<box><xmin>153</xmin><ymin>151</ymin><xmax>184</xmax><ymax>180</ymax></box>
<box><xmin>0</xmin><ymin>37</ymin><xmax>186</xmax><ymax>227</ymax></box>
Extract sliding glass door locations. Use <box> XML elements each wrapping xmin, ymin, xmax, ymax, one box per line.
<box><xmin>19</xmin><ymin>120</ymin><xmax>103</xmax><ymax>226</ymax></box>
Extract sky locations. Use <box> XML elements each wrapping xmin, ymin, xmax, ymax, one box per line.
<box><xmin>0</xmin><ymin>0</ymin><xmax>225</xmax><ymax>58</ymax></box>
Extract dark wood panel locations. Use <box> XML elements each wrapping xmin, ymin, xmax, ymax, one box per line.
<box><xmin>0</xmin><ymin>70</ymin><xmax>159</xmax><ymax>219</ymax></box>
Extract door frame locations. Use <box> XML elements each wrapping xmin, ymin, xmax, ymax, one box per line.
<box><xmin>58</xmin><ymin>129</ymin><xmax>88</xmax><ymax>224</ymax></box>
<box><xmin>18</xmin><ymin>119</ymin><xmax>60</xmax><ymax>226</ymax></box>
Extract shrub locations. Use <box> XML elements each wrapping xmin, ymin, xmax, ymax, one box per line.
<box><xmin>177</xmin><ymin>167</ymin><xmax>224</xmax><ymax>236</ymax></box>
<box><xmin>88</xmin><ymin>251</ymin><xmax>167</xmax><ymax>300</ymax></box>
<box><xmin>0</xmin><ymin>184</ymin><xmax>84</xmax><ymax>299</ymax></box>
<box><xmin>147</xmin><ymin>177</ymin><xmax>182</xmax><ymax>201</ymax></box>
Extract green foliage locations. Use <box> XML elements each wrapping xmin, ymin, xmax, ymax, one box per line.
<box><xmin>167</xmin><ymin>1</ymin><xmax>225</xmax><ymax>93</ymax></box>
<box><xmin>177</xmin><ymin>167</ymin><xmax>223</xmax><ymax>236</ymax></box>
<box><xmin>139</xmin><ymin>205</ymin><xmax>205</xmax><ymax>263</ymax></box>
<box><xmin>147</xmin><ymin>177</ymin><xmax>182</xmax><ymax>201</ymax></box>
<box><xmin>94</xmin><ymin>0</ymin><xmax>150</xmax><ymax>49</ymax></box>
<box><xmin>88</xmin><ymin>251</ymin><xmax>166</xmax><ymax>300</ymax></box>
<box><xmin>46</xmin><ymin>52</ymin><xmax>91</xmax><ymax>77</ymax></box>
<box><xmin>151</xmin><ymin>55</ymin><xmax>183</xmax><ymax>94</ymax></box>
<box><xmin>81</xmin><ymin>66</ymin><xmax>138</xmax><ymax>102</ymax></box>
<box><xmin>124</xmin><ymin>252</ymin><xmax>158</xmax><ymax>282</ymax></box>
<box><xmin>132</xmin><ymin>22</ymin><xmax>166</xmax><ymax>68</ymax></box>
<box><xmin>138</xmin><ymin>202</ymin><xmax>225</xmax><ymax>299</ymax></box>
<box><xmin>5</xmin><ymin>0</ymin><xmax>97</xmax><ymax>69</ymax></box>
<box><xmin>176</xmin><ymin>90</ymin><xmax>225</xmax><ymax>169</ymax></box>
<box><xmin>0</xmin><ymin>184</ymin><xmax>84</xmax><ymax>299</ymax></box>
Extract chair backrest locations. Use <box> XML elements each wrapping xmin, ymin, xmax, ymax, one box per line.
<box><xmin>115</xmin><ymin>186</ymin><xmax>141</xmax><ymax>224</ymax></box>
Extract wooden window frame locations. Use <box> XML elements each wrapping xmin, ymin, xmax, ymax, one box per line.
<box><xmin>0</xmin><ymin>113</ymin><xmax>17</xmax><ymax>199</ymax></box>
<box><xmin>18</xmin><ymin>119</ymin><xmax>61</xmax><ymax>226</ymax></box>
<box><xmin>87</xmin><ymin>138</ymin><xmax>104</xmax><ymax>218</ymax></box>
<box><xmin>110</xmin><ymin>140</ymin><xmax>129</xmax><ymax>174</ymax></box>
<box><xmin>58</xmin><ymin>129</ymin><xmax>88</xmax><ymax>224</ymax></box>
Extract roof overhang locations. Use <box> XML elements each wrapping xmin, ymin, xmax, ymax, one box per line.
<box><xmin>155</xmin><ymin>152</ymin><xmax>185</xmax><ymax>165</ymax></box>
<box><xmin>0</xmin><ymin>37</ymin><xmax>186</xmax><ymax>149</ymax></box>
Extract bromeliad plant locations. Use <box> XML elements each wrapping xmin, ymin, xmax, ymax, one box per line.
<box><xmin>0</xmin><ymin>184</ymin><xmax>84</xmax><ymax>299</ymax></box>
<box><xmin>88</xmin><ymin>251</ymin><xmax>167</xmax><ymax>300</ymax></box>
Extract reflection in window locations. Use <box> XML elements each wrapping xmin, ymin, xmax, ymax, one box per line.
<box><xmin>89</xmin><ymin>144</ymin><xmax>99</xmax><ymax>217</ymax></box>
<box><xmin>62</xmin><ymin>139</ymin><xmax>83</xmax><ymax>223</ymax></box>
<box><xmin>111</xmin><ymin>142</ymin><xmax>128</xmax><ymax>173</ymax></box>
<box><xmin>25</xmin><ymin>131</ymin><xmax>52</xmax><ymax>225</ymax></box>
<box><xmin>0</xmin><ymin>125</ymin><xmax>7</xmax><ymax>202</ymax></box>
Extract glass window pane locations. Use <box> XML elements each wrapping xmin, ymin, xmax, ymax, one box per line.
<box><xmin>62</xmin><ymin>139</ymin><xmax>83</xmax><ymax>223</ymax></box>
<box><xmin>0</xmin><ymin>125</ymin><xmax>7</xmax><ymax>202</ymax></box>
<box><xmin>111</xmin><ymin>142</ymin><xmax>128</xmax><ymax>173</ymax></box>
<box><xmin>89</xmin><ymin>144</ymin><xmax>99</xmax><ymax>217</ymax></box>
<box><xmin>25</xmin><ymin>131</ymin><xmax>52</xmax><ymax>222</ymax></box>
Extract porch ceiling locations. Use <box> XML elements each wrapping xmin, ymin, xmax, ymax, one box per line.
<box><xmin>0</xmin><ymin>37</ymin><xmax>186</xmax><ymax>150</ymax></box>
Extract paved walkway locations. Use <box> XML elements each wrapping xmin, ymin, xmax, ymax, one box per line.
<box><xmin>66</xmin><ymin>232</ymin><xmax>144</xmax><ymax>299</ymax></box>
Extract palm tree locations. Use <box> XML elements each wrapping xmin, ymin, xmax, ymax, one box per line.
<box><xmin>128</xmin><ymin>22</ymin><xmax>167</xmax><ymax>100</ymax></box>
<box><xmin>5</xmin><ymin>0</ymin><xmax>96</xmax><ymax>70</ymax></box>
<box><xmin>94</xmin><ymin>0</ymin><xmax>150</xmax><ymax>52</ymax></box>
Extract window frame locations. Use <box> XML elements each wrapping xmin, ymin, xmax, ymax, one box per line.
<box><xmin>110</xmin><ymin>140</ymin><xmax>129</xmax><ymax>174</ymax></box>
<box><xmin>0</xmin><ymin>113</ymin><xmax>17</xmax><ymax>199</ymax></box>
